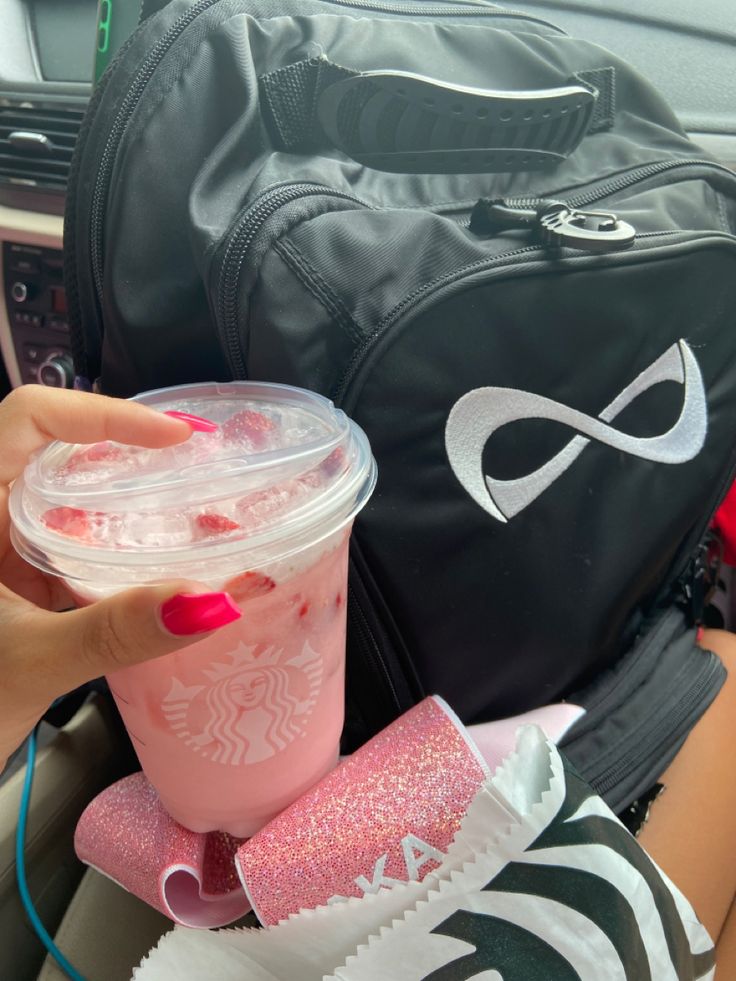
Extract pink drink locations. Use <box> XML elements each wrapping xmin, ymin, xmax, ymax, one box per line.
<box><xmin>10</xmin><ymin>382</ymin><xmax>375</xmax><ymax>836</ymax></box>
<box><xmin>80</xmin><ymin>532</ymin><xmax>350</xmax><ymax>835</ymax></box>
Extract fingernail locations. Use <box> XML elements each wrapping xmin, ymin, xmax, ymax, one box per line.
<box><xmin>160</xmin><ymin>592</ymin><xmax>241</xmax><ymax>636</ymax></box>
<box><xmin>164</xmin><ymin>411</ymin><xmax>219</xmax><ymax>433</ymax></box>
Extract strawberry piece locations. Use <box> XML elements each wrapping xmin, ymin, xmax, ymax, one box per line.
<box><xmin>319</xmin><ymin>447</ymin><xmax>345</xmax><ymax>477</ymax></box>
<box><xmin>222</xmin><ymin>410</ymin><xmax>276</xmax><ymax>449</ymax></box>
<box><xmin>79</xmin><ymin>442</ymin><xmax>125</xmax><ymax>464</ymax></box>
<box><xmin>297</xmin><ymin>469</ymin><xmax>322</xmax><ymax>490</ymax></box>
<box><xmin>224</xmin><ymin>570</ymin><xmax>276</xmax><ymax>603</ymax></box>
<box><xmin>58</xmin><ymin>442</ymin><xmax>125</xmax><ymax>476</ymax></box>
<box><xmin>42</xmin><ymin>507</ymin><xmax>92</xmax><ymax>539</ymax></box>
<box><xmin>194</xmin><ymin>513</ymin><xmax>241</xmax><ymax>538</ymax></box>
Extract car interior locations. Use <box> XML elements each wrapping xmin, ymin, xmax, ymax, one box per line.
<box><xmin>0</xmin><ymin>1</ymin><xmax>735</xmax><ymax>979</ymax></box>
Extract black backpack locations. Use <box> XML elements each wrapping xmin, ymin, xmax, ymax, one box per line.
<box><xmin>64</xmin><ymin>0</ymin><xmax>736</xmax><ymax>811</ymax></box>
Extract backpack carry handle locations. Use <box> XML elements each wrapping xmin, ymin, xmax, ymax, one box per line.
<box><xmin>316</xmin><ymin>70</ymin><xmax>597</xmax><ymax>174</ymax></box>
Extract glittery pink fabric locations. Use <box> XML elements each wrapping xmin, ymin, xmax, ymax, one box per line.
<box><xmin>74</xmin><ymin>772</ymin><xmax>249</xmax><ymax>928</ymax></box>
<box><xmin>74</xmin><ymin>696</ymin><xmax>489</xmax><ymax>929</ymax></box>
<box><xmin>235</xmin><ymin>695</ymin><xmax>489</xmax><ymax>925</ymax></box>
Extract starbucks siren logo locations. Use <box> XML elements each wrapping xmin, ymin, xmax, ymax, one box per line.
<box><xmin>162</xmin><ymin>641</ymin><xmax>323</xmax><ymax>765</ymax></box>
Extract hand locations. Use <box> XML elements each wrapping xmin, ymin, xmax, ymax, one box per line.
<box><xmin>0</xmin><ymin>386</ymin><xmax>240</xmax><ymax>770</ymax></box>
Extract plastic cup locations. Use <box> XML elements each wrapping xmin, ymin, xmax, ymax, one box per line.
<box><xmin>10</xmin><ymin>382</ymin><xmax>376</xmax><ymax>836</ymax></box>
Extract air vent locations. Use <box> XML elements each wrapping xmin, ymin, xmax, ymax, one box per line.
<box><xmin>0</xmin><ymin>103</ymin><xmax>85</xmax><ymax>191</ymax></box>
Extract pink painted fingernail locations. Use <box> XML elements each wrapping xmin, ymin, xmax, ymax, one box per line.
<box><xmin>164</xmin><ymin>411</ymin><xmax>219</xmax><ymax>433</ymax></box>
<box><xmin>160</xmin><ymin>592</ymin><xmax>241</xmax><ymax>636</ymax></box>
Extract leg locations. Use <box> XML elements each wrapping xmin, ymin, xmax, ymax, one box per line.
<box><xmin>716</xmin><ymin>897</ymin><xmax>736</xmax><ymax>978</ymax></box>
<box><xmin>637</xmin><ymin>629</ymin><xmax>736</xmax><ymax>942</ymax></box>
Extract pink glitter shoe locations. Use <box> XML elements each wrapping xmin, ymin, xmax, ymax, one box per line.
<box><xmin>234</xmin><ymin>695</ymin><xmax>490</xmax><ymax>925</ymax></box>
<box><xmin>74</xmin><ymin>772</ymin><xmax>249</xmax><ymax>928</ymax></box>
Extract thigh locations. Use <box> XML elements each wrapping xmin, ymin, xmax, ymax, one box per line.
<box><xmin>715</xmin><ymin>898</ymin><xmax>736</xmax><ymax>978</ymax></box>
<box><xmin>637</xmin><ymin>628</ymin><xmax>736</xmax><ymax>942</ymax></box>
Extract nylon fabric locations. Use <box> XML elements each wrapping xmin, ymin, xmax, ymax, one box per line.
<box><xmin>64</xmin><ymin>0</ymin><xmax>736</xmax><ymax>810</ymax></box>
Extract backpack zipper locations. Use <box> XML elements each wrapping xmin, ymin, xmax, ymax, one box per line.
<box><xmin>85</xmin><ymin>0</ymin><xmax>557</xmax><ymax>320</ymax></box>
<box><xmin>588</xmin><ymin>654</ymin><xmax>722</xmax><ymax>798</ymax></box>
<box><xmin>76</xmin><ymin>0</ymin><xmax>557</xmax><ymax>380</ymax></box>
<box><xmin>471</xmin><ymin>198</ymin><xmax>637</xmax><ymax>251</ymax></box>
<box><xmin>65</xmin><ymin>17</ymin><xmax>147</xmax><ymax>380</ymax></box>
<box><xmin>513</xmin><ymin>157</ymin><xmax>736</xmax><ymax>211</ymax></box>
<box><xmin>559</xmin><ymin>606</ymin><xmax>724</xmax><ymax>804</ymax></box>
<box><xmin>334</xmin><ymin>158</ymin><xmax>736</xmax><ymax>404</ymax></box>
<box><xmin>216</xmin><ymin>158</ymin><xmax>736</xmax><ymax>390</ymax></box>
<box><xmin>324</xmin><ymin>0</ymin><xmax>564</xmax><ymax>32</ymax></box>
<box><xmin>216</xmin><ymin>182</ymin><xmax>371</xmax><ymax>378</ymax></box>
<box><xmin>664</xmin><ymin>439</ymin><xmax>736</xmax><ymax>623</ymax></box>
<box><xmin>348</xmin><ymin>582</ymin><xmax>402</xmax><ymax>709</ymax></box>
<box><xmin>333</xmin><ymin>231</ymin><xmax>736</xmax><ymax>407</ymax></box>
<box><xmin>89</xmin><ymin>0</ymin><xmax>224</xmax><ymax>307</ymax></box>
<box><xmin>212</xmin><ymin>164</ymin><xmax>736</xmax><ymax>762</ymax></box>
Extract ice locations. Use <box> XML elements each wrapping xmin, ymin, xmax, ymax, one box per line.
<box><xmin>52</xmin><ymin>442</ymin><xmax>147</xmax><ymax>487</ymax></box>
<box><xmin>50</xmin><ymin>402</ymin><xmax>335</xmax><ymax>491</ymax></box>
<box><xmin>200</xmin><ymin>401</ymin><xmax>330</xmax><ymax>456</ymax></box>
<box><xmin>122</xmin><ymin>511</ymin><xmax>194</xmax><ymax>549</ymax></box>
<box><xmin>236</xmin><ymin>485</ymin><xmax>301</xmax><ymax>527</ymax></box>
<box><xmin>41</xmin><ymin>399</ymin><xmax>344</xmax><ymax>551</ymax></box>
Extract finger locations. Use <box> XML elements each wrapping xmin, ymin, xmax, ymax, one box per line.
<box><xmin>0</xmin><ymin>386</ymin><xmax>194</xmax><ymax>484</ymax></box>
<box><xmin>0</xmin><ymin>583</ymin><xmax>241</xmax><ymax>769</ymax></box>
<box><xmin>28</xmin><ymin>582</ymin><xmax>242</xmax><ymax>696</ymax></box>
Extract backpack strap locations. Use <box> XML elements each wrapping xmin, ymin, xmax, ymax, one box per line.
<box><xmin>259</xmin><ymin>56</ymin><xmax>616</xmax><ymax>174</ymax></box>
<box><xmin>574</xmin><ymin>67</ymin><xmax>616</xmax><ymax>133</ymax></box>
<box><xmin>259</xmin><ymin>57</ymin><xmax>356</xmax><ymax>151</ymax></box>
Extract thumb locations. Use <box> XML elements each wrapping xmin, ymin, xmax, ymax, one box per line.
<box><xmin>39</xmin><ymin>583</ymin><xmax>242</xmax><ymax>694</ymax></box>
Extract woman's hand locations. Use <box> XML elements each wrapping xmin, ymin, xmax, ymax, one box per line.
<box><xmin>0</xmin><ymin>386</ymin><xmax>240</xmax><ymax>770</ymax></box>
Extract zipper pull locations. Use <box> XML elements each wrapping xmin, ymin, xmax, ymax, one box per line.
<box><xmin>470</xmin><ymin>197</ymin><xmax>636</xmax><ymax>252</ymax></box>
<box><xmin>678</xmin><ymin>532</ymin><xmax>723</xmax><ymax>626</ymax></box>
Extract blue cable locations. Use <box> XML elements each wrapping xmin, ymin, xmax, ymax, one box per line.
<box><xmin>15</xmin><ymin>723</ymin><xmax>89</xmax><ymax>981</ymax></box>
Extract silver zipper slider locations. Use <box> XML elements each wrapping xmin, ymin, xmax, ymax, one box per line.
<box><xmin>537</xmin><ymin>203</ymin><xmax>636</xmax><ymax>251</ymax></box>
<box><xmin>470</xmin><ymin>198</ymin><xmax>636</xmax><ymax>252</ymax></box>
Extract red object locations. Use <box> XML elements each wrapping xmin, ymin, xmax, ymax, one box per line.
<box><xmin>319</xmin><ymin>447</ymin><xmax>345</xmax><ymax>477</ymax></box>
<box><xmin>164</xmin><ymin>410</ymin><xmax>218</xmax><ymax>432</ymax></box>
<box><xmin>75</xmin><ymin>442</ymin><xmax>125</xmax><ymax>465</ymax></box>
<box><xmin>57</xmin><ymin>442</ymin><xmax>125</xmax><ymax>476</ymax></box>
<box><xmin>79</xmin><ymin>443</ymin><xmax>123</xmax><ymax>464</ymax></box>
<box><xmin>41</xmin><ymin>506</ymin><xmax>95</xmax><ymax>539</ymax></box>
<box><xmin>223</xmin><ymin>570</ymin><xmax>276</xmax><ymax>603</ymax></box>
<box><xmin>193</xmin><ymin>512</ymin><xmax>241</xmax><ymax>537</ymax></box>
<box><xmin>713</xmin><ymin>480</ymin><xmax>736</xmax><ymax>566</ymax></box>
<box><xmin>159</xmin><ymin>592</ymin><xmax>242</xmax><ymax>635</ymax></box>
<box><xmin>221</xmin><ymin>410</ymin><xmax>276</xmax><ymax>448</ymax></box>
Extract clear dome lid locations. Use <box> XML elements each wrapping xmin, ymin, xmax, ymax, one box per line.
<box><xmin>9</xmin><ymin>381</ymin><xmax>376</xmax><ymax>587</ymax></box>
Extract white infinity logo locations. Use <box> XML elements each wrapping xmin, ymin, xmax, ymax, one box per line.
<box><xmin>445</xmin><ymin>339</ymin><xmax>707</xmax><ymax>523</ymax></box>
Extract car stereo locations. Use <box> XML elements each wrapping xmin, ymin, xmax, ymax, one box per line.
<box><xmin>2</xmin><ymin>241</ymin><xmax>74</xmax><ymax>387</ymax></box>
